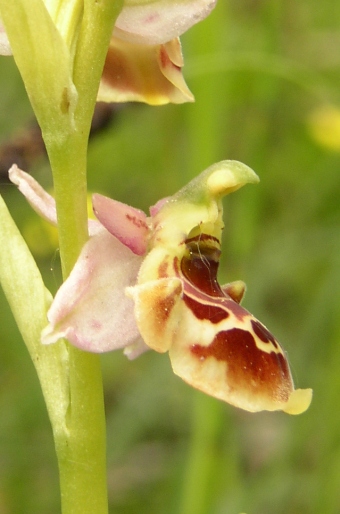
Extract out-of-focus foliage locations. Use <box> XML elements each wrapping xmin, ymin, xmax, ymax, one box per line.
<box><xmin>1</xmin><ymin>0</ymin><xmax>340</xmax><ymax>512</ymax></box>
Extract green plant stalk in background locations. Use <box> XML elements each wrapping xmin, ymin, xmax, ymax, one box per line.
<box><xmin>179</xmin><ymin>5</ymin><xmax>232</xmax><ymax>513</ymax></box>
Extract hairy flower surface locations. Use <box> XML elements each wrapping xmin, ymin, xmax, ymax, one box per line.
<box><xmin>9</xmin><ymin>162</ymin><xmax>312</xmax><ymax>414</ymax></box>
<box><xmin>0</xmin><ymin>0</ymin><xmax>216</xmax><ymax>104</ymax></box>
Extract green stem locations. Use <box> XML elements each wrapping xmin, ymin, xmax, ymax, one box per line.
<box><xmin>48</xmin><ymin>131</ymin><xmax>108</xmax><ymax>514</ymax></box>
<box><xmin>43</xmin><ymin>2</ymin><xmax>123</xmax><ymax>513</ymax></box>
<box><xmin>55</xmin><ymin>348</ymin><xmax>107</xmax><ymax>514</ymax></box>
<box><xmin>73</xmin><ymin>0</ymin><xmax>124</xmax><ymax>136</ymax></box>
<box><xmin>50</xmin><ymin>0</ymin><xmax>124</xmax><ymax>277</ymax></box>
<box><xmin>48</xmin><ymin>134</ymin><xmax>89</xmax><ymax>276</ymax></box>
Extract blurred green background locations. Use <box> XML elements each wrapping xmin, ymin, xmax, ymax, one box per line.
<box><xmin>1</xmin><ymin>1</ymin><xmax>340</xmax><ymax>512</ymax></box>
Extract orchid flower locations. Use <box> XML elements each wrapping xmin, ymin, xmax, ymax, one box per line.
<box><xmin>9</xmin><ymin>162</ymin><xmax>312</xmax><ymax>415</ymax></box>
<box><xmin>0</xmin><ymin>0</ymin><xmax>217</xmax><ymax>105</ymax></box>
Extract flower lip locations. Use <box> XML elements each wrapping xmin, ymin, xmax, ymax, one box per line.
<box><xmin>98</xmin><ymin>36</ymin><xmax>195</xmax><ymax>105</ymax></box>
<box><xmin>126</xmin><ymin>160</ymin><xmax>312</xmax><ymax>414</ymax></box>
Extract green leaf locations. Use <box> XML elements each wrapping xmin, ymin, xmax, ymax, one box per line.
<box><xmin>0</xmin><ymin>0</ymin><xmax>77</xmax><ymax>143</ymax></box>
<box><xmin>0</xmin><ymin>194</ymin><xmax>69</xmax><ymax>433</ymax></box>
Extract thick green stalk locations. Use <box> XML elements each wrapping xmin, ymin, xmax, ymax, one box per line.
<box><xmin>47</xmin><ymin>131</ymin><xmax>107</xmax><ymax>514</ymax></box>
<box><xmin>44</xmin><ymin>2</ymin><xmax>123</xmax><ymax>512</ymax></box>
<box><xmin>50</xmin><ymin>0</ymin><xmax>124</xmax><ymax>276</ymax></box>
<box><xmin>54</xmin><ymin>347</ymin><xmax>108</xmax><ymax>514</ymax></box>
<box><xmin>48</xmin><ymin>135</ymin><xmax>89</xmax><ymax>276</ymax></box>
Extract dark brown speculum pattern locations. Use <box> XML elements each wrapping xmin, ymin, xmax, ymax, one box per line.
<box><xmin>180</xmin><ymin>234</ymin><xmax>292</xmax><ymax>402</ymax></box>
<box><xmin>181</xmin><ymin>235</ymin><xmax>231</xmax><ymax>322</ymax></box>
<box><xmin>181</xmin><ymin>235</ymin><xmax>223</xmax><ymax>296</ymax></box>
<box><xmin>191</xmin><ymin>329</ymin><xmax>291</xmax><ymax>401</ymax></box>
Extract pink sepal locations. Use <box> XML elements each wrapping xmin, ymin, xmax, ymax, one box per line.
<box><xmin>114</xmin><ymin>0</ymin><xmax>217</xmax><ymax>46</ymax></box>
<box><xmin>42</xmin><ymin>230</ymin><xmax>145</xmax><ymax>354</ymax></box>
<box><xmin>9</xmin><ymin>165</ymin><xmax>57</xmax><ymax>225</ymax></box>
<box><xmin>9</xmin><ymin>165</ymin><xmax>100</xmax><ymax>235</ymax></box>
